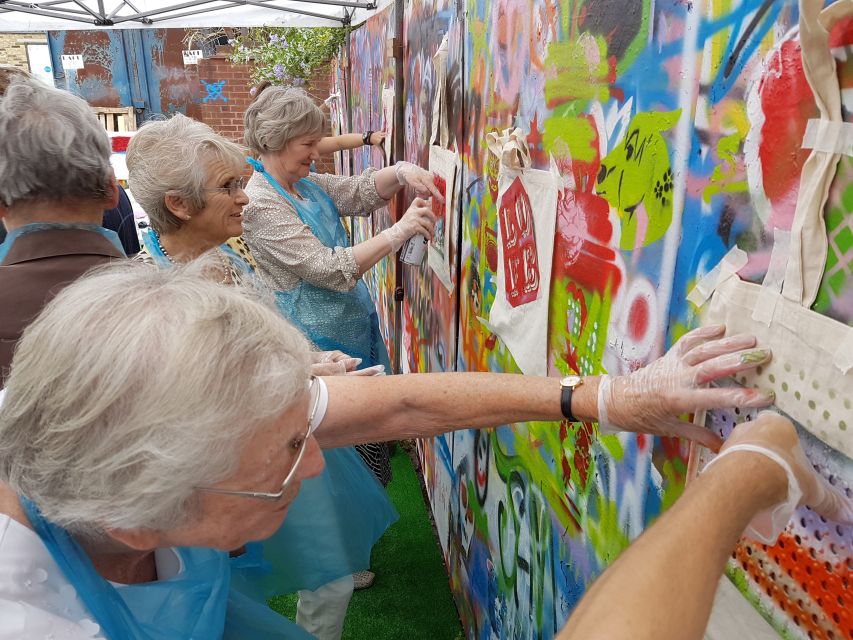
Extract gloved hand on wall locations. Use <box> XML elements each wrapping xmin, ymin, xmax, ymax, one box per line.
<box><xmin>703</xmin><ymin>411</ymin><xmax>853</xmax><ymax>542</ymax></box>
<box><xmin>597</xmin><ymin>324</ymin><xmax>776</xmax><ymax>450</ymax></box>
<box><xmin>381</xmin><ymin>197</ymin><xmax>437</xmax><ymax>252</ymax></box>
<box><xmin>310</xmin><ymin>350</ymin><xmax>362</xmax><ymax>376</ymax></box>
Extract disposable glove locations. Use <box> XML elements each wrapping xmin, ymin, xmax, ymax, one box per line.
<box><xmin>703</xmin><ymin>411</ymin><xmax>853</xmax><ymax>543</ymax></box>
<box><xmin>598</xmin><ymin>324</ymin><xmax>776</xmax><ymax>450</ymax></box>
<box><xmin>310</xmin><ymin>350</ymin><xmax>361</xmax><ymax>376</ymax></box>
<box><xmin>394</xmin><ymin>161</ymin><xmax>445</xmax><ymax>201</ymax></box>
<box><xmin>382</xmin><ymin>197</ymin><xmax>437</xmax><ymax>252</ymax></box>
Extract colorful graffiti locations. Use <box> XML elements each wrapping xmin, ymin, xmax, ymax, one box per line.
<box><xmin>348</xmin><ymin>0</ymin><xmax>852</xmax><ymax>638</ymax></box>
<box><xmin>346</xmin><ymin>6</ymin><xmax>399</xmax><ymax>364</ymax></box>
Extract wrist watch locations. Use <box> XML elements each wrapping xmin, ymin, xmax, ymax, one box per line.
<box><xmin>559</xmin><ymin>375</ymin><xmax>584</xmax><ymax>422</ymax></box>
<box><xmin>362</xmin><ymin>130</ymin><xmax>373</xmax><ymax>145</ymax></box>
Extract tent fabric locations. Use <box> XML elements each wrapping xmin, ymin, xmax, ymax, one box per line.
<box><xmin>0</xmin><ymin>0</ymin><xmax>391</xmax><ymax>29</ymax></box>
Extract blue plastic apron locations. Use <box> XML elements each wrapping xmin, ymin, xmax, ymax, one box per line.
<box><xmin>246</xmin><ymin>158</ymin><xmax>391</xmax><ymax>370</ymax></box>
<box><xmin>20</xmin><ymin>497</ymin><xmax>314</xmax><ymax>639</ymax></box>
<box><xmin>0</xmin><ymin>222</ymin><xmax>125</xmax><ymax>263</ymax></box>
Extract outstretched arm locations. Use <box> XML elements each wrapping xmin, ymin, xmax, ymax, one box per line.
<box><xmin>316</xmin><ymin>325</ymin><xmax>774</xmax><ymax>450</ymax></box>
<box><xmin>558</xmin><ymin>448</ymin><xmax>784</xmax><ymax>640</ymax></box>
<box><xmin>318</xmin><ymin>372</ymin><xmax>595</xmax><ymax>448</ymax></box>
<box><xmin>317</xmin><ymin>132</ymin><xmax>385</xmax><ymax>155</ymax></box>
<box><xmin>557</xmin><ymin>413</ymin><xmax>853</xmax><ymax>640</ymax></box>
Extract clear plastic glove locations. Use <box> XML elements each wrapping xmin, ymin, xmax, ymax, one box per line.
<box><xmin>394</xmin><ymin>161</ymin><xmax>445</xmax><ymax>201</ymax></box>
<box><xmin>703</xmin><ymin>412</ymin><xmax>853</xmax><ymax>543</ymax></box>
<box><xmin>381</xmin><ymin>197</ymin><xmax>437</xmax><ymax>252</ymax></box>
<box><xmin>346</xmin><ymin>364</ymin><xmax>386</xmax><ymax>376</ymax></box>
<box><xmin>597</xmin><ymin>324</ymin><xmax>776</xmax><ymax>450</ymax></box>
<box><xmin>310</xmin><ymin>350</ymin><xmax>361</xmax><ymax>377</ymax></box>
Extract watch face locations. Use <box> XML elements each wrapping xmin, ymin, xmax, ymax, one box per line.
<box><xmin>560</xmin><ymin>375</ymin><xmax>583</xmax><ymax>388</ymax></box>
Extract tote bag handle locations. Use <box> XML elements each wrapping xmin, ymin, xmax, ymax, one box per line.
<box><xmin>782</xmin><ymin>0</ymin><xmax>852</xmax><ymax>306</ymax></box>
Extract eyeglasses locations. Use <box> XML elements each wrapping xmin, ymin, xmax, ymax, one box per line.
<box><xmin>195</xmin><ymin>376</ymin><xmax>320</xmax><ymax>501</ymax></box>
<box><xmin>202</xmin><ymin>177</ymin><xmax>246</xmax><ymax>197</ymax></box>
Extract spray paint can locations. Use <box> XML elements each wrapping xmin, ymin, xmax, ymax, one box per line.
<box><xmin>399</xmin><ymin>234</ymin><xmax>428</xmax><ymax>265</ymax></box>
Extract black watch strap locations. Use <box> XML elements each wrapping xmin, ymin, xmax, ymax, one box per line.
<box><xmin>560</xmin><ymin>386</ymin><xmax>578</xmax><ymax>422</ymax></box>
<box><xmin>362</xmin><ymin>130</ymin><xmax>373</xmax><ymax>145</ymax></box>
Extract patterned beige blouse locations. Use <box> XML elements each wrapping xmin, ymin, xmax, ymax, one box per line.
<box><xmin>242</xmin><ymin>168</ymin><xmax>388</xmax><ymax>293</ymax></box>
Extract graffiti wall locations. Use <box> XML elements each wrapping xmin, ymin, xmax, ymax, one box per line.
<box><xmin>346</xmin><ymin>0</ymin><xmax>852</xmax><ymax>638</ymax></box>
<box><xmin>346</xmin><ymin>7</ymin><xmax>400</xmax><ymax>363</ymax></box>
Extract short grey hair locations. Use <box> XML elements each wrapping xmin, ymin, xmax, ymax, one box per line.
<box><xmin>0</xmin><ymin>76</ymin><xmax>112</xmax><ymax>208</ymax></box>
<box><xmin>244</xmin><ymin>86</ymin><xmax>326</xmax><ymax>155</ymax></box>
<box><xmin>0</xmin><ymin>260</ymin><xmax>311</xmax><ymax>539</ymax></box>
<box><xmin>0</xmin><ymin>64</ymin><xmax>34</xmax><ymax>96</ymax></box>
<box><xmin>127</xmin><ymin>113</ymin><xmax>246</xmax><ymax>232</ymax></box>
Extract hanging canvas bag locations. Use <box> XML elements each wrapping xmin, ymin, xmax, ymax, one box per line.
<box><xmin>695</xmin><ymin>0</ymin><xmax>853</xmax><ymax>457</ymax></box>
<box><xmin>484</xmin><ymin>129</ymin><xmax>559</xmax><ymax>377</ymax></box>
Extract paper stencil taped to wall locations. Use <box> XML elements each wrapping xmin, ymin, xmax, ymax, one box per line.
<box><xmin>60</xmin><ymin>55</ymin><xmax>84</xmax><ymax>70</ymax></box>
<box><xmin>182</xmin><ymin>50</ymin><xmax>203</xmax><ymax>65</ymax></box>
<box><xmin>428</xmin><ymin>145</ymin><xmax>458</xmax><ymax>292</ymax></box>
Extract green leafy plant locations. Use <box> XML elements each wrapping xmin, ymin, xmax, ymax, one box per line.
<box><xmin>229</xmin><ymin>27</ymin><xmax>346</xmax><ymax>87</ymax></box>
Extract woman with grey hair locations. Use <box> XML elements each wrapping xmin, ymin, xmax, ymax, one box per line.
<box><xmin>2</xmin><ymin>262</ymin><xmax>843</xmax><ymax>639</ymax></box>
<box><xmin>242</xmin><ymin>86</ymin><xmax>437</xmax><ymax>491</ymax></box>
<box><xmin>0</xmin><ymin>74</ymin><xmax>126</xmax><ymax>379</ymax></box>
<box><xmin>126</xmin><ymin>113</ymin><xmax>399</xmax><ymax>640</ymax></box>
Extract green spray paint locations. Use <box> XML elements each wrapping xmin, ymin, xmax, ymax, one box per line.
<box><xmin>596</xmin><ymin>109</ymin><xmax>681</xmax><ymax>250</ymax></box>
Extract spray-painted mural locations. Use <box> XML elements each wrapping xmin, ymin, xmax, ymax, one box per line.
<box><xmin>346</xmin><ymin>7</ymin><xmax>400</xmax><ymax>364</ymax></box>
<box><xmin>345</xmin><ymin>0</ymin><xmax>852</xmax><ymax>638</ymax></box>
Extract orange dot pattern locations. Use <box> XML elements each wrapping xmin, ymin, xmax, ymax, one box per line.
<box><xmin>733</xmin><ymin>531</ymin><xmax>851</xmax><ymax>639</ymax></box>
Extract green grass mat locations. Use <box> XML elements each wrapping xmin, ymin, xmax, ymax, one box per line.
<box><xmin>269</xmin><ymin>447</ymin><xmax>463</xmax><ymax>639</ymax></box>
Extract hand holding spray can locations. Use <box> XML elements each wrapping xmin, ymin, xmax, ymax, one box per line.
<box><xmin>398</xmin><ymin>175</ymin><xmax>445</xmax><ymax>265</ymax></box>
<box><xmin>400</xmin><ymin>233</ymin><xmax>428</xmax><ymax>265</ymax></box>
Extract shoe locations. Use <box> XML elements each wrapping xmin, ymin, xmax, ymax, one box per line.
<box><xmin>352</xmin><ymin>570</ymin><xmax>375</xmax><ymax>590</ymax></box>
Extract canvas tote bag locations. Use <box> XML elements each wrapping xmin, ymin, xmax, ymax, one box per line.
<box><xmin>484</xmin><ymin>129</ymin><xmax>559</xmax><ymax>377</ymax></box>
<box><xmin>697</xmin><ymin>0</ymin><xmax>853</xmax><ymax>457</ymax></box>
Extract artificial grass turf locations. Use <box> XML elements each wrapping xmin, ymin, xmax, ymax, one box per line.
<box><xmin>269</xmin><ymin>446</ymin><xmax>463</xmax><ymax>639</ymax></box>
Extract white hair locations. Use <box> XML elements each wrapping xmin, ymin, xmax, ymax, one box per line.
<box><xmin>243</xmin><ymin>86</ymin><xmax>326</xmax><ymax>155</ymax></box>
<box><xmin>127</xmin><ymin>113</ymin><xmax>246</xmax><ymax>232</ymax></box>
<box><xmin>0</xmin><ymin>259</ymin><xmax>311</xmax><ymax>539</ymax></box>
<box><xmin>0</xmin><ymin>76</ymin><xmax>112</xmax><ymax>208</ymax></box>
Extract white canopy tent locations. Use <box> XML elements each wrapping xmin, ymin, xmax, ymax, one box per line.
<box><xmin>0</xmin><ymin>0</ymin><xmax>390</xmax><ymax>29</ymax></box>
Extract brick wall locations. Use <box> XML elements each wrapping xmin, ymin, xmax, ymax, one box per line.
<box><xmin>0</xmin><ymin>32</ymin><xmax>47</xmax><ymax>70</ymax></box>
<box><xmin>197</xmin><ymin>53</ymin><xmax>336</xmax><ymax>174</ymax></box>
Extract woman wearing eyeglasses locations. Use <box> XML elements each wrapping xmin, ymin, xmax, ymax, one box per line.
<box><xmin>3</xmin><ymin>262</ymin><xmax>850</xmax><ymax>640</ymax></box>
<box><xmin>125</xmin><ymin>114</ymin><xmax>399</xmax><ymax>640</ymax></box>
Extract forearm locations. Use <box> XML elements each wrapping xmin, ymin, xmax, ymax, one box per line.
<box><xmin>351</xmin><ymin>233</ymin><xmax>393</xmax><ymax>276</ymax></box>
<box><xmin>318</xmin><ymin>134</ymin><xmax>363</xmax><ymax>154</ymax></box>
<box><xmin>316</xmin><ymin>373</ymin><xmax>600</xmax><ymax>448</ymax></box>
<box><xmin>373</xmin><ymin>166</ymin><xmax>403</xmax><ymax>200</ymax></box>
<box><xmin>558</xmin><ymin>453</ymin><xmax>786</xmax><ymax>640</ymax></box>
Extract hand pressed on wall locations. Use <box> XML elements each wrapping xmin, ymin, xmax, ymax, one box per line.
<box><xmin>598</xmin><ymin>325</ymin><xmax>776</xmax><ymax>451</ymax></box>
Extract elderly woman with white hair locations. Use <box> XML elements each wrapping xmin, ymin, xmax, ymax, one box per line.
<box><xmin>1</xmin><ymin>262</ymin><xmax>849</xmax><ymax>639</ymax></box>
<box><xmin>242</xmin><ymin>86</ymin><xmax>439</xmax><ymax>492</ymax></box>
<box><xmin>125</xmin><ymin>113</ymin><xmax>400</xmax><ymax>640</ymax></box>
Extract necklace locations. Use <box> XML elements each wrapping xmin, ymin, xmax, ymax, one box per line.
<box><xmin>152</xmin><ymin>230</ymin><xmax>232</xmax><ymax>285</ymax></box>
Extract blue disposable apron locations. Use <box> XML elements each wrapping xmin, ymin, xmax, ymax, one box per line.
<box><xmin>246</xmin><ymin>158</ymin><xmax>391</xmax><ymax>370</ymax></box>
<box><xmin>20</xmin><ymin>497</ymin><xmax>314</xmax><ymax>639</ymax></box>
